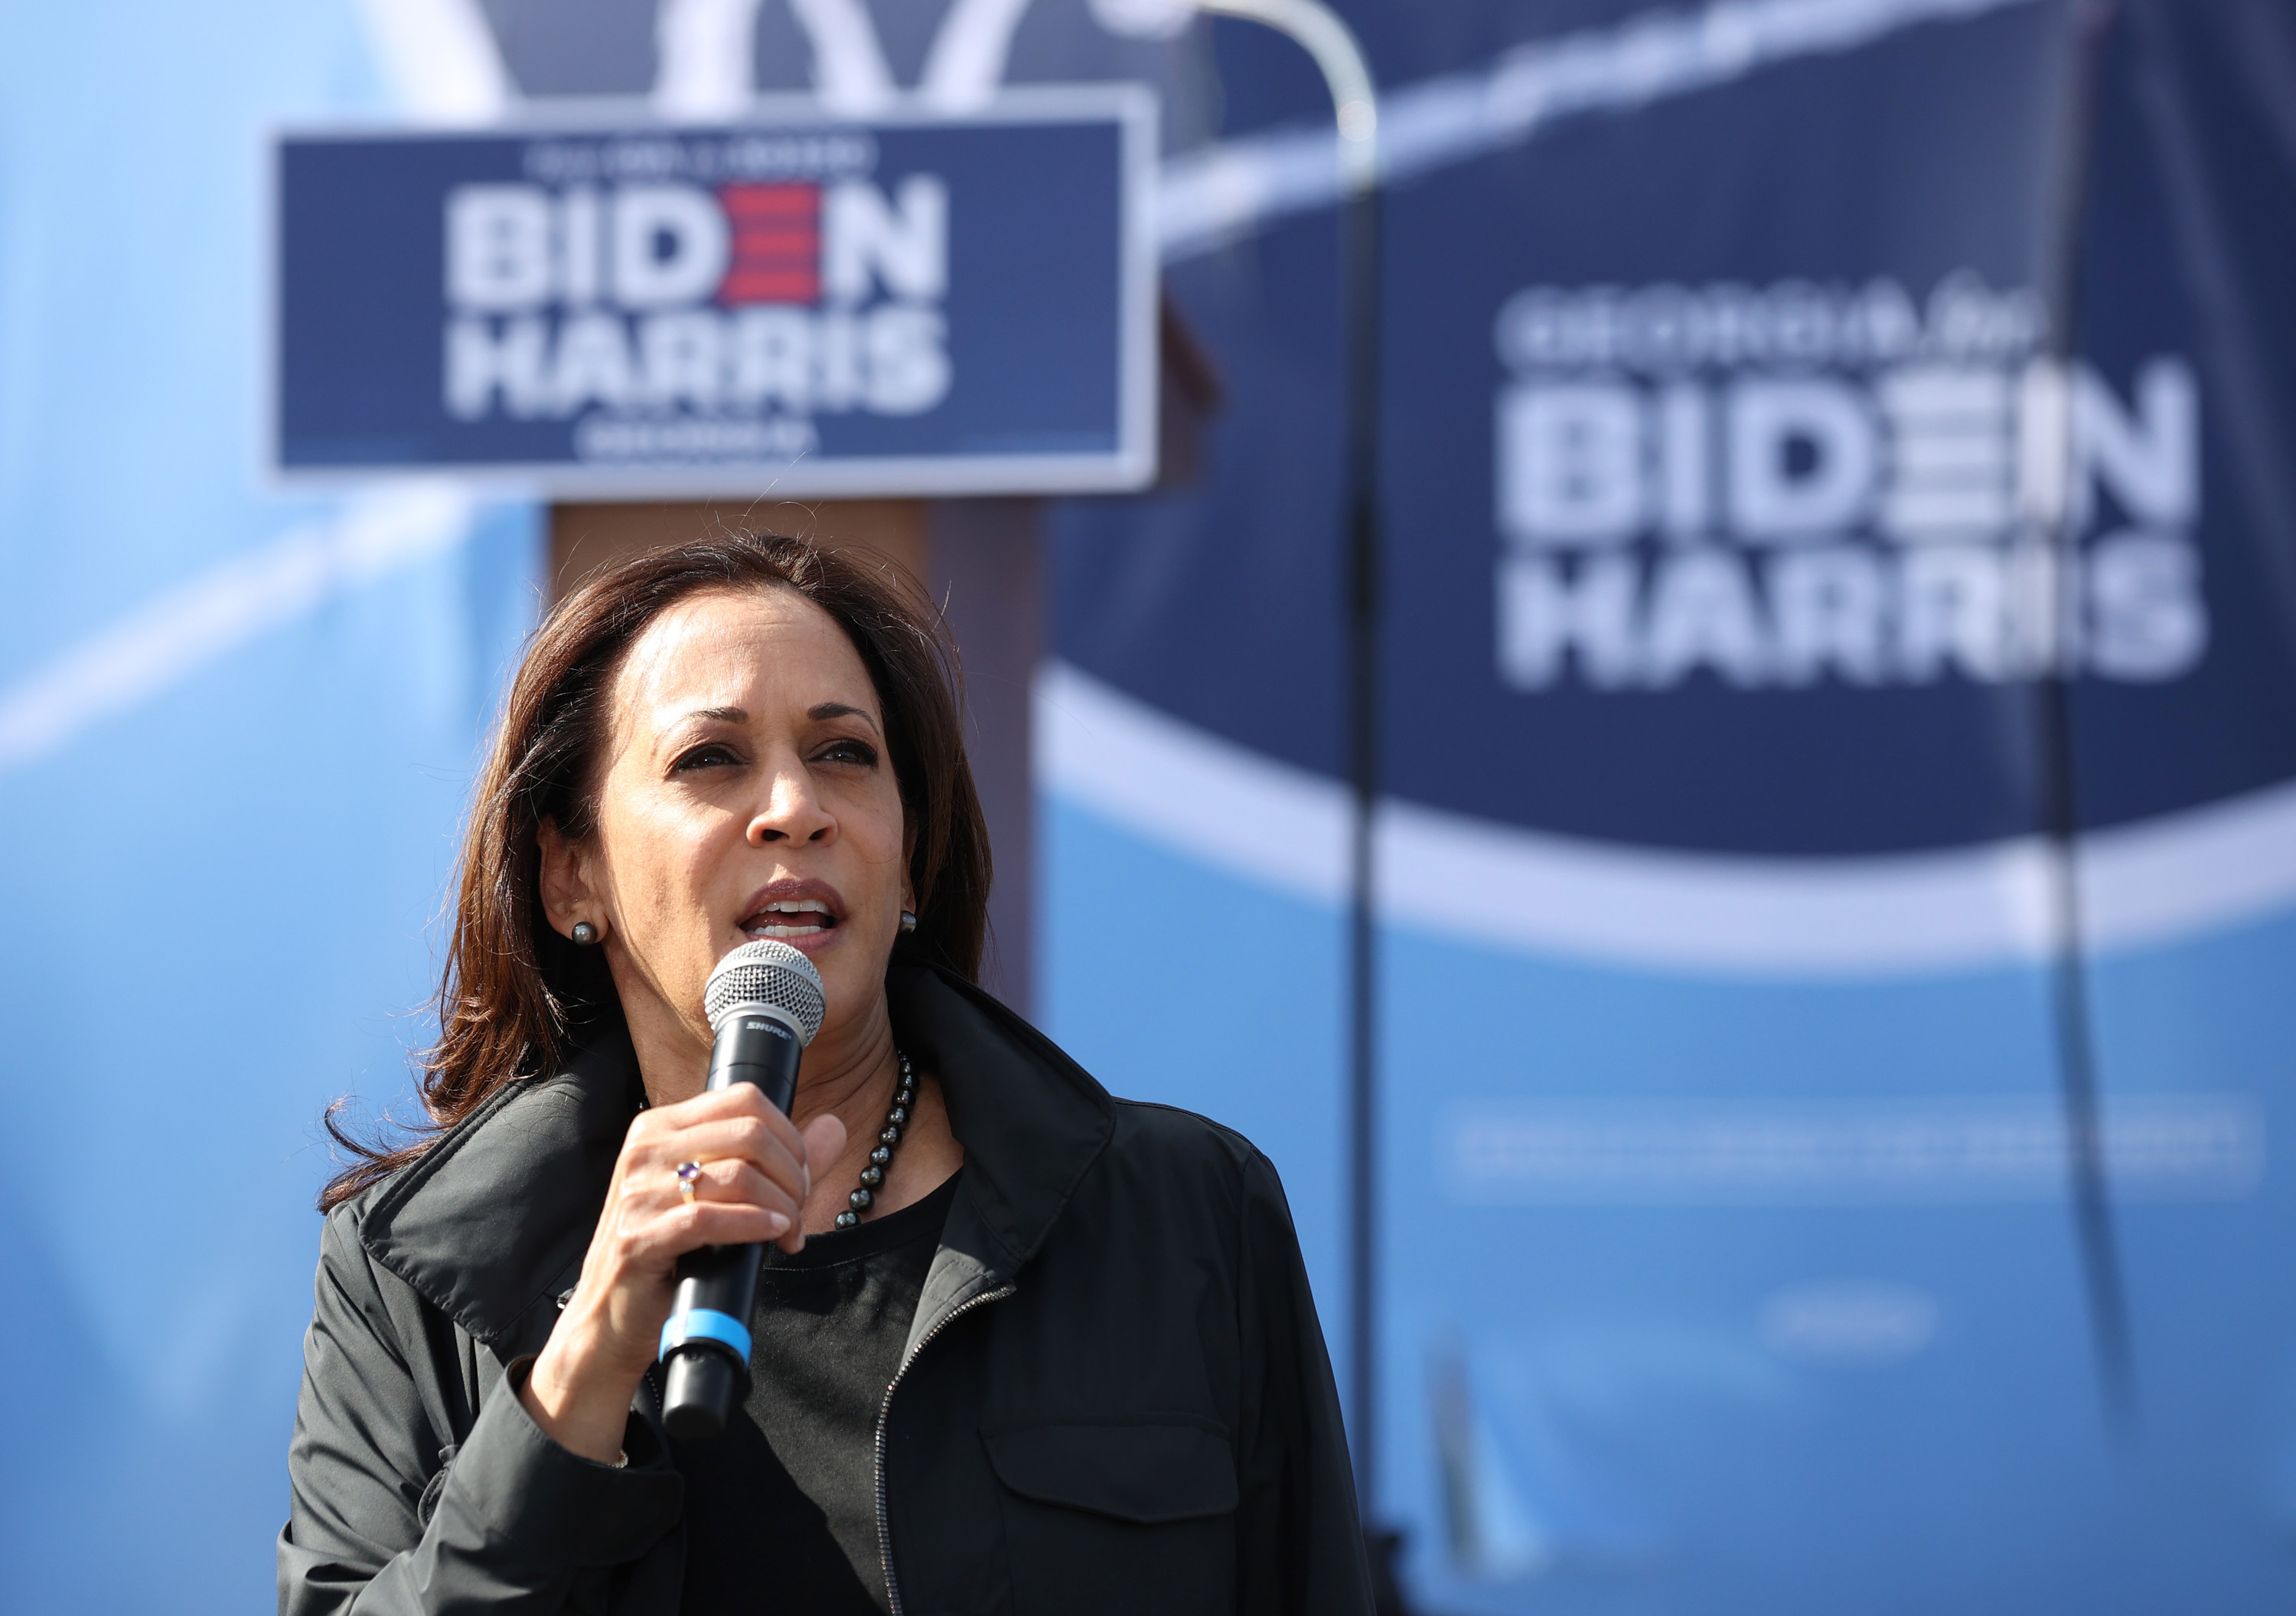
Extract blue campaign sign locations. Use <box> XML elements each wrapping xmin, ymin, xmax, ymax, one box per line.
<box><xmin>1039</xmin><ymin>3</ymin><xmax>2296</xmax><ymax>1614</ymax></box>
<box><xmin>272</xmin><ymin>90</ymin><xmax>1156</xmax><ymax>496</ymax></box>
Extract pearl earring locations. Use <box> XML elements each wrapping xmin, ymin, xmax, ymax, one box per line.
<box><xmin>899</xmin><ymin>910</ymin><xmax>918</xmax><ymax>935</ymax></box>
<box><xmin>572</xmin><ymin>921</ymin><xmax>600</xmax><ymax>946</ymax></box>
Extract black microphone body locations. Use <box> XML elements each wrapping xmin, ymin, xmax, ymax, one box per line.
<box><xmin>660</xmin><ymin>991</ymin><xmax>810</xmax><ymax>1441</ymax></box>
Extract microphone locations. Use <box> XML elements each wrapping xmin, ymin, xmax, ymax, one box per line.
<box><xmin>659</xmin><ymin>939</ymin><xmax>827</xmax><ymax>1441</ymax></box>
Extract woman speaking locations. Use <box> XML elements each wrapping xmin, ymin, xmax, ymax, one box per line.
<box><xmin>279</xmin><ymin>535</ymin><xmax>1371</xmax><ymax>1614</ymax></box>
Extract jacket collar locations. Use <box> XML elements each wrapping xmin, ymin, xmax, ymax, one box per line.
<box><xmin>357</xmin><ymin>1017</ymin><xmax>644</xmax><ymax>1353</ymax></box>
<box><xmin>885</xmin><ymin>965</ymin><xmax>1115</xmax><ymax>1351</ymax></box>
<box><xmin>356</xmin><ymin>967</ymin><xmax>1115</xmax><ymax>1356</ymax></box>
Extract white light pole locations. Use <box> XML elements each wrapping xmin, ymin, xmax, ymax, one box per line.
<box><xmin>1175</xmin><ymin>0</ymin><xmax>1386</xmax><ymax>1526</ymax></box>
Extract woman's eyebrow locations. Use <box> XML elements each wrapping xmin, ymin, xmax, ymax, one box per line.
<box><xmin>673</xmin><ymin>701</ymin><xmax>878</xmax><ymax>732</ymax></box>
<box><xmin>809</xmin><ymin>701</ymin><xmax>880</xmax><ymax>733</ymax></box>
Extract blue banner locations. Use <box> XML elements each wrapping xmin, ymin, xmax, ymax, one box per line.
<box><xmin>276</xmin><ymin>92</ymin><xmax>1157</xmax><ymax>495</ymax></box>
<box><xmin>1044</xmin><ymin>1</ymin><xmax>2296</xmax><ymax>1611</ymax></box>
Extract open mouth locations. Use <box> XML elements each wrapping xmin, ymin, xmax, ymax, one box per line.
<box><xmin>739</xmin><ymin>898</ymin><xmax>841</xmax><ymax>942</ymax></box>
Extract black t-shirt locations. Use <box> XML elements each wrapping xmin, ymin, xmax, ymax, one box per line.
<box><xmin>674</xmin><ymin>1172</ymin><xmax>960</xmax><ymax>1614</ymax></box>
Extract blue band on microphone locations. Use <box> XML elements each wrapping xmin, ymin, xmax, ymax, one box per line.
<box><xmin>659</xmin><ymin>1307</ymin><xmax>752</xmax><ymax>1363</ymax></box>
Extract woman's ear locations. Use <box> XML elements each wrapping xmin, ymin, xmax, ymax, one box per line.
<box><xmin>536</xmin><ymin>818</ymin><xmax>597</xmax><ymax>940</ymax></box>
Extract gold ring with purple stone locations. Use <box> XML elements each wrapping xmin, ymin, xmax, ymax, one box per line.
<box><xmin>674</xmin><ymin>1161</ymin><xmax>703</xmax><ymax>1202</ymax></box>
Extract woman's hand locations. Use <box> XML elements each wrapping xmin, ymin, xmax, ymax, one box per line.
<box><xmin>519</xmin><ymin>1087</ymin><xmax>847</xmax><ymax>1462</ymax></box>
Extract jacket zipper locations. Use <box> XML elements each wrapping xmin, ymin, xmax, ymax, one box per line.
<box><xmin>873</xmin><ymin>1282</ymin><xmax>1016</xmax><ymax>1616</ymax></box>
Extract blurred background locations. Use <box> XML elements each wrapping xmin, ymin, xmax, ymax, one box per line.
<box><xmin>5</xmin><ymin>0</ymin><xmax>2296</xmax><ymax>1610</ymax></box>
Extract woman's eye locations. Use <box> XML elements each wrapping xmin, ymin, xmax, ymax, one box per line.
<box><xmin>817</xmin><ymin>738</ymin><xmax>879</xmax><ymax>767</ymax></box>
<box><xmin>672</xmin><ymin>744</ymin><xmax>742</xmax><ymax>772</ymax></box>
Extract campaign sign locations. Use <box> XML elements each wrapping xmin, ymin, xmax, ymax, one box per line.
<box><xmin>1049</xmin><ymin>5</ymin><xmax>2296</xmax><ymax>1614</ymax></box>
<box><xmin>273</xmin><ymin>90</ymin><xmax>1156</xmax><ymax>496</ymax></box>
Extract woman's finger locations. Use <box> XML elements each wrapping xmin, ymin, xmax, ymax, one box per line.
<box><xmin>775</xmin><ymin>1114</ymin><xmax>851</xmax><ymax>1251</ymax></box>
<box><xmin>657</xmin><ymin>1115</ymin><xmax>810</xmax><ymax>1205</ymax></box>
<box><xmin>612</xmin><ymin>1196</ymin><xmax>792</xmax><ymax>1270</ymax></box>
<box><xmin>631</xmin><ymin>1092</ymin><xmax>810</xmax><ymax>1192</ymax></box>
<box><xmin>647</xmin><ymin>1157</ymin><xmax>804</xmax><ymax>1226</ymax></box>
<box><xmin>603</xmin><ymin>1091</ymin><xmax>837</xmax><ymax>1268</ymax></box>
<box><xmin>802</xmin><ymin>1112</ymin><xmax>848</xmax><ymax>1181</ymax></box>
<box><xmin>631</xmin><ymin>1084</ymin><xmax>808</xmax><ymax>1169</ymax></box>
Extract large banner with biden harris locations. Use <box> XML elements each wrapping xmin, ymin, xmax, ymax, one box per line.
<box><xmin>1045</xmin><ymin>2</ymin><xmax>2296</xmax><ymax>1611</ymax></box>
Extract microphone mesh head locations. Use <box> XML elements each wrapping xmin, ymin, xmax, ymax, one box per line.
<box><xmin>703</xmin><ymin>940</ymin><xmax>827</xmax><ymax>1043</ymax></box>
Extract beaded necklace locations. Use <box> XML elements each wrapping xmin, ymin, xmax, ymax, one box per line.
<box><xmin>833</xmin><ymin>1049</ymin><xmax>916</xmax><ymax>1229</ymax></box>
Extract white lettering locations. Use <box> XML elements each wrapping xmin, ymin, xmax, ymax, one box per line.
<box><xmin>1769</xmin><ymin>546</ymin><xmax>1887</xmax><ymax>684</ymax></box>
<box><xmin>1842</xmin><ymin>280</ymin><xmax>1921</xmax><ymax>364</ymax></box>
<box><xmin>611</xmin><ymin>184</ymin><xmax>730</xmax><ymax>309</ymax></box>
<box><xmin>1497</xmin><ymin>555</ymin><xmax>1640</xmax><ymax>689</ymax></box>
<box><xmin>445</xmin><ymin>316</ymin><xmax>550</xmax><ymax>418</ymax></box>
<box><xmin>2000</xmin><ymin>539</ymin><xmax>2077</xmax><ymax>678</ymax></box>
<box><xmin>638</xmin><ymin>311</ymin><xmax>722</xmax><ymax>409</ymax></box>
<box><xmin>551</xmin><ymin>312</ymin><xmax>638</xmax><ymax>411</ymax></box>
<box><xmin>1926</xmin><ymin>272</ymin><xmax>2043</xmax><ymax>357</ymax></box>
<box><xmin>817</xmin><ymin>309</ymin><xmax>863</xmax><ymax>410</ymax></box>
<box><xmin>824</xmin><ymin>176</ymin><xmax>949</xmax><ymax>305</ymax></box>
<box><xmin>1494</xmin><ymin>276</ymin><xmax>2029</xmax><ymax>372</ymax></box>
<box><xmin>1657</xmin><ymin>380</ymin><xmax>1711</xmax><ymax>540</ymax></box>
<box><xmin>1728</xmin><ymin>377</ymin><xmax>1877</xmax><ymax>541</ymax></box>
<box><xmin>1497</xmin><ymin>380</ymin><xmax>1644</xmax><ymax>547</ymax></box>
<box><xmin>2076</xmin><ymin>358</ymin><xmax>2197</xmax><ymax>527</ymax></box>
<box><xmin>1488</xmin><ymin>535</ymin><xmax>2206</xmax><ymax>692</ymax></box>
<box><xmin>2016</xmin><ymin>358</ymin><xmax>2073</xmax><ymax>528</ymax></box>
<box><xmin>863</xmin><ymin>304</ymin><xmax>951</xmax><ymax>414</ymax></box>
<box><xmin>1877</xmin><ymin>364</ymin><xmax>2013</xmax><ymax>542</ymax></box>
<box><xmin>557</xmin><ymin>186</ymin><xmax>604</xmax><ymax>306</ymax></box>
<box><xmin>573</xmin><ymin>414</ymin><xmax>818</xmax><ymax>463</ymax></box>
<box><xmin>440</xmin><ymin>304</ymin><xmax>951</xmax><ymax>423</ymax></box>
<box><xmin>446</xmin><ymin>186</ymin><xmax>553</xmax><ymax>312</ymax></box>
<box><xmin>1643</xmin><ymin>548</ymin><xmax>1767</xmax><ymax>687</ymax></box>
<box><xmin>2088</xmin><ymin>529</ymin><xmax>2207</xmax><ymax>680</ymax></box>
<box><xmin>729</xmin><ymin>307</ymin><xmax>815</xmax><ymax>413</ymax></box>
<box><xmin>1897</xmin><ymin>545</ymin><xmax>2007</xmax><ymax>682</ymax></box>
<box><xmin>1486</xmin><ymin>278</ymin><xmax>2212</xmax><ymax>691</ymax></box>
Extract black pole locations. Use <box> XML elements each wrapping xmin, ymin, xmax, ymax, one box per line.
<box><xmin>2035</xmin><ymin>0</ymin><xmax>2137</xmax><ymax>1430</ymax></box>
<box><xmin>1342</xmin><ymin>176</ymin><xmax>1384</xmax><ymax>1503</ymax></box>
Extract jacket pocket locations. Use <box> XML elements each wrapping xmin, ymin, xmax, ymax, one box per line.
<box><xmin>983</xmin><ymin>1417</ymin><xmax>1237</xmax><ymax>1614</ymax></box>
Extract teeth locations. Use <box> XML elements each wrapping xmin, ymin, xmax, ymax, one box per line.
<box><xmin>745</xmin><ymin>898</ymin><xmax>833</xmax><ymax>936</ymax></box>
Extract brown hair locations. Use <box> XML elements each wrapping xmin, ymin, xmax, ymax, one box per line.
<box><xmin>320</xmin><ymin>533</ymin><xmax>990</xmax><ymax>1211</ymax></box>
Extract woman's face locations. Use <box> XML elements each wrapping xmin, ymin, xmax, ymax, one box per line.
<box><xmin>546</xmin><ymin>585</ymin><xmax>912</xmax><ymax>1067</ymax></box>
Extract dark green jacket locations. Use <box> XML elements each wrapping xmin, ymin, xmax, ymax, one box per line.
<box><xmin>279</xmin><ymin>966</ymin><xmax>1372</xmax><ymax>1614</ymax></box>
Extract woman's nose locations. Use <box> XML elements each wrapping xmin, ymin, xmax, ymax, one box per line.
<box><xmin>746</xmin><ymin>763</ymin><xmax>834</xmax><ymax>845</ymax></box>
